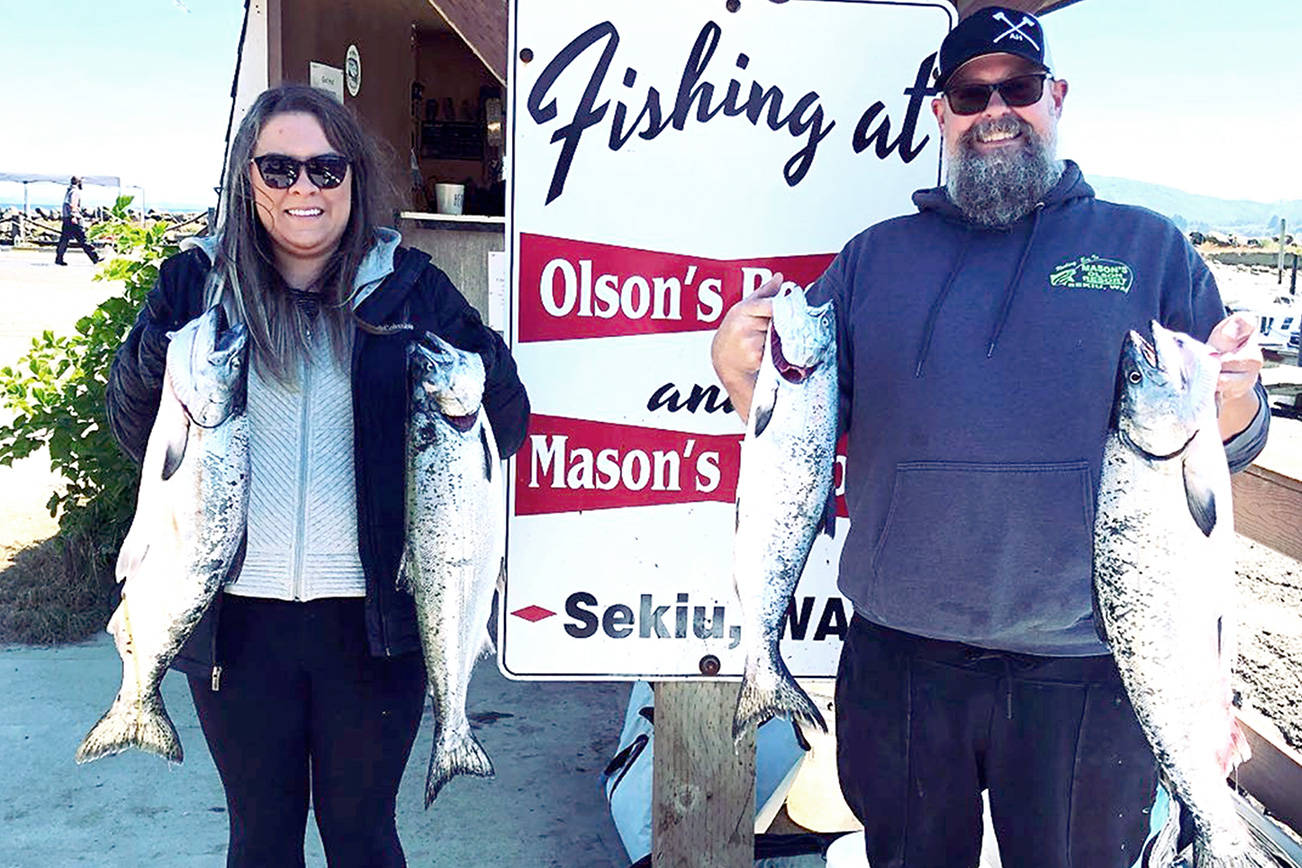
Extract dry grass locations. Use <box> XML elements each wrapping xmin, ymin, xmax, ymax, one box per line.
<box><xmin>0</xmin><ymin>533</ymin><xmax>116</xmax><ymax>645</ymax></box>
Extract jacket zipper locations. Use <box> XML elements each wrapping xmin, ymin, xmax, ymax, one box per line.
<box><xmin>291</xmin><ymin>347</ymin><xmax>313</xmax><ymax>601</ymax></box>
<box><xmin>208</xmin><ymin>591</ymin><xmax>224</xmax><ymax>691</ymax></box>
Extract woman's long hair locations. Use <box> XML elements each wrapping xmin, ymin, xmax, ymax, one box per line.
<box><xmin>214</xmin><ymin>85</ymin><xmax>396</xmax><ymax>384</ymax></box>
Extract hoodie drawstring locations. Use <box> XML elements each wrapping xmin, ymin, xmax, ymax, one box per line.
<box><xmin>914</xmin><ymin>231</ymin><xmax>972</xmax><ymax>377</ymax></box>
<box><xmin>985</xmin><ymin>202</ymin><xmax>1045</xmax><ymax>358</ymax></box>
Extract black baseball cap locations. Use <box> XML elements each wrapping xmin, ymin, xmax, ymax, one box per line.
<box><xmin>935</xmin><ymin>6</ymin><xmax>1053</xmax><ymax>89</ymax></box>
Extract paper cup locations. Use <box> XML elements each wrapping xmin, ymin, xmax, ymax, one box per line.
<box><xmin>434</xmin><ymin>183</ymin><xmax>465</xmax><ymax>215</ymax></box>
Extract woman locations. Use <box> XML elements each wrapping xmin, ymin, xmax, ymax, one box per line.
<box><xmin>105</xmin><ymin>85</ymin><xmax>529</xmax><ymax>867</ymax></box>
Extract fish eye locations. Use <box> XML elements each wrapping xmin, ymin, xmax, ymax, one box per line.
<box><xmin>1128</xmin><ymin>371</ymin><xmax>1142</xmax><ymax>384</ymax></box>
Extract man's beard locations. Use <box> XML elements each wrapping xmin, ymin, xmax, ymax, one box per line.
<box><xmin>944</xmin><ymin>115</ymin><xmax>1064</xmax><ymax>227</ymax></box>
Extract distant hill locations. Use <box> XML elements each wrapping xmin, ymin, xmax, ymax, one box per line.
<box><xmin>1088</xmin><ymin>176</ymin><xmax>1302</xmax><ymax>238</ymax></box>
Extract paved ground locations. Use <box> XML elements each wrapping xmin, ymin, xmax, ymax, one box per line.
<box><xmin>0</xmin><ymin>635</ymin><xmax>633</xmax><ymax>868</ymax></box>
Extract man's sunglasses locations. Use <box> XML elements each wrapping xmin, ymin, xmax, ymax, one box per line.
<box><xmin>944</xmin><ymin>73</ymin><xmax>1049</xmax><ymax>116</ymax></box>
<box><xmin>251</xmin><ymin>153</ymin><xmax>351</xmax><ymax>190</ymax></box>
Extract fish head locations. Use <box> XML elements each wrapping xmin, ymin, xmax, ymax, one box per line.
<box><xmin>1113</xmin><ymin>321</ymin><xmax>1219</xmax><ymax>458</ymax></box>
<box><xmin>165</xmin><ymin>306</ymin><xmax>248</xmax><ymax>428</ymax></box>
<box><xmin>769</xmin><ymin>284</ymin><xmax>836</xmax><ymax>384</ymax></box>
<box><xmin>407</xmin><ymin>332</ymin><xmax>486</xmax><ymax>432</ymax></box>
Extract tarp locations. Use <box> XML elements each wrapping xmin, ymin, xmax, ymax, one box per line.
<box><xmin>0</xmin><ymin>173</ymin><xmax>122</xmax><ymax>187</ymax></box>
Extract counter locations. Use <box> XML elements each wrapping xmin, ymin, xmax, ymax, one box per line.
<box><xmin>396</xmin><ymin>211</ymin><xmax>505</xmax><ymax>319</ymax></box>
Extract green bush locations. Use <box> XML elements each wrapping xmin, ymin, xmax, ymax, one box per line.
<box><xmin>0</xmin><ymin>195</ymin><xmax>179</xmax><ymax>585</ymax></box>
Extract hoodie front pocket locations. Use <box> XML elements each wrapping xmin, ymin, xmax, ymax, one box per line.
<box><xmin>868</xmin><ymin>460</ymin><xmax>1094</xmax><ymax>641</ymax></box>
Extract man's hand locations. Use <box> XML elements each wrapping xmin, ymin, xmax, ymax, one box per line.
<box><xmin>1207</xmin><ymin>313</ymin><xmax>1264</xmax><ymax>440</ymax></box>
<box><xmin>710</xmin><ymin>273</ymin><xmax>783</xmax><ymax>423</ymax></box>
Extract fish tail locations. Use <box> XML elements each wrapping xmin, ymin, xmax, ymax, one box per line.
<box><xmin>731</xmin><ymin>652</ymin><xmax>826</xmax><ymax>747</ymax></box>
<box><xmin>423</xmin><ymin>725</ymin><xmax>494</xmax><ymax>808</ymax></box>
<box><xmin>75</xmin><ymin>690</ymin><xmax>182</xmax><ymax>764</ymax></box>
<box><xmin>1191</xmin><ymin>837</ymin><xmax>1281</xmax><ymax>868</ymax></box>
<box><xmin>1142</xmin><ymin>793</ymin><xmax>1180</xmax><ymax>867</ymax></box>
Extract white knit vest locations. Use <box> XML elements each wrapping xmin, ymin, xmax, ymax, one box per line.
<box><xmin>225</xmin><ymin>330</ymin><xmax>367</xmax><ymax>600</ymax></box>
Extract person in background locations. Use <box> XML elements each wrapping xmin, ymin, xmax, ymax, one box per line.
<box><xmin>54</xmin><ymin>176</ymin><xmax>100</xmax><ymax>265</ymax></box>
<box><xmin>105</xmin><ymin>85</ymin><xmax>529</xmax><ymax>867</ymax></box>
<box><xmin>711</xmin><ymin>8</ymin><xmax>1268</xmax><ymax>867</ymax></box>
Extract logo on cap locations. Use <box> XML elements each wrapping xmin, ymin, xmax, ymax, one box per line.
<box><xmin>992</xmin><ymin>11</ymin><xmax>1040</xmax><ymax>50</ymax></box>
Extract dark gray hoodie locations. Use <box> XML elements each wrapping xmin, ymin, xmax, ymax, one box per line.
<box><xmin>811</xmin><ymin>160</ymin><xmax>1267</xmax><ymax>655</ymax></box>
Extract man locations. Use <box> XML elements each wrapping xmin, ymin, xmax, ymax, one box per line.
<box><xmin>54</xmin><ymin>176</ymin><xmax>100</xmax><ymax>265</ymax></box>
<box><xmin>711</xmin><ymin>8</ymin><xmax>1268</xmax><ymax>867</ymax></box>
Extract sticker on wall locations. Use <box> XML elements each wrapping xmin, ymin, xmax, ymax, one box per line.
<box><xmin>308</xmin><ymin>62</ymin><xmax>343</xmax><ymax>103</ymax></box>
<box><xmin>345</xmin><ymin>44</ymin><xmax>361</xmax><ymax>97</ymax></box>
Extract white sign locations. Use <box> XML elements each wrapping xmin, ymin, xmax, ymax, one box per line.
<box><xmin>345</xmin><ymin>44</ymin><xmax>361</xmax><ymax>97</ymax></box>
<box><xmin>309</xmin><ymin>62</ymin><xmax>343</xmax><ymax>104</ymax></box>
<box><xmin>503</xmin><ymin>0</ymin><xmax>953</xmax><ymax>680</ymax></box>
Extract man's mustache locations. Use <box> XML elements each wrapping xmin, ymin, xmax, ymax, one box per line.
<box><xmin>958</xmin><ymin>115</ymin><xmax>1036</xmax><ymax>151</ymax></box>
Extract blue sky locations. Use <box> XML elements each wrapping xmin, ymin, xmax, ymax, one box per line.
<box><xmin>1</xmin><ymin>0</ymin><xmax>1298</xmax><ymax>208</ymax></box>
<box><xmin>0</xmin><ymin>0</ymin><xmax>244</xmax><ymax>209</ymax></box>
<box><xmin>1050</xmin><ymin>0</ymin><xmax>1301</xmax><ymax>202</ymax></box>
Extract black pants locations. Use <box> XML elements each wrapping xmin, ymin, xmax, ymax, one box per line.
<box><xmin>187</xmin><ymin>596</ymin><xmax>427</xmax><ymax>868</ymax></box>
<box><xmin>835</xmin><ymin>616</ymin><xmax>1158</xmax><ymax>868</ymax></box>
<box><xmin>54</xmin><ymin>218</ymin><xmax>99</xmax><ymax>263</ymax></box>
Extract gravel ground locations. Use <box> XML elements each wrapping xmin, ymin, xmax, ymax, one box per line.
<box><xmin>1235</xmin><ymin>534</ymin><xmax>1302</xmax><ymax>749</ymax></box>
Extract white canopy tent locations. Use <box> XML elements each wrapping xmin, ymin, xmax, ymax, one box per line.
<box><xmin>0</xmin><ymin>173</ymin><xmax>148</xmax><ymax>237</ymax></box>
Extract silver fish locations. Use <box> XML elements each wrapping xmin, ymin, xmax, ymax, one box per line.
<box><xmin>77</xmin><ymin>306</ymin><xmax>249</xmax><ymax>764</ymax></box>
<box><xmin>402</xmin><ymin>332</ymin><xmax>504</xmax><ymax>806</ymax></box>
<box><xmin>1093</xmin><ymin>322</ymin><xmax>1273</xmax><ymax>867</ymax></box>
<box><xmin>731</xmin><ymin>284</ymin><xmax>836</xmax><ymax>743</ymax></box>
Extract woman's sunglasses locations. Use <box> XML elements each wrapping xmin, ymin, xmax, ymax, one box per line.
<box><xmin>251</xmin><ymin>153</ymin><xmax>351</xmax><ymax>190</ymax></box>
<box><xmin>944</xmin><ymin>73</ymin><xmax>1049</xmax><ymax>116</ymax></box>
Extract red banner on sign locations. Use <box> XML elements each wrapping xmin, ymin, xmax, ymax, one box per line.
<box><xmin>517</xmin><ymin>233</ymin><xmax>834</xmax><ymax>343</ymax></box>
<box><xmin>514</xmin><ymin>414</ymin><xmax>849</xmax><ymax>517</ymax></box>
<box><xmin>514</xmin><ymin>414</ymin><xmax>741</xmax><ymax>514</ymax></box>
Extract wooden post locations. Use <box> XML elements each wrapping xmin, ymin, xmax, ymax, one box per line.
<box><xmin>1235</xmin><ymin>708</ymin><xmax>1302</xmax><ymax>835</ymax></box>
<box><xmin>1291</xmin><ymin>253</ymin><xmax>1298</xmax><ymax>296</ymax></box>
<box><xmin>652</xmin><ymin>681</ymin><xmax>756</xmax><ymax>868</ymax></box>
<box><xmin>1232</xmin><ymin>465</ymin><xmax>1302</xmax><ymax>562</ymax></box>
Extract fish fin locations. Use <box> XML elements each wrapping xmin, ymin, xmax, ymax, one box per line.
<box><xmin>396</xmin><ymin>546</ymin><xmax>414</xmax><ymax>594</ymax></box>
<box><xmin>114</xmin><ymin>537</ymin><xmax>149</xmax><ymax>585</ymax></box>
<box><xmin>224</xmin><ymin>534</ymin><xmax>247</xmax><ymax>586</ymax></box>
<box><xmin>160</xmin><ymin>415</ymin><xmax>191</xmax><ymax>481</ymax></box>
<box><xmin>480</xmin><ymin>425</ymin><xmax>493</xmax><ymax>482</ymax></box>
<box><xmin>1090</xmin><ymin>579</ymin><xmax>1110</xmax><ymax>645</ymax></box>
<box><xmin>731</xmin><ymin>652</ymin><xmax>827</xmax><ymax>748</ymax></box>
<box><xmin>75</xmin><ymin>689</ymin><xmax>183</xmax><ymax>764</ymax></box>
<box><xmin>1220</xmin><ymin>716</ymin><xmax>1253</xmax><ymax>774</ymax></box>
<box><xmin>751</xmin><ymin>378</ymin><xmax>777</xmax><ymax>438</ymax></box>
<box><xmin>424</xmin><ymin>725</ymin><xmax>494</xmax><ymax>807</ymax></box>
<box><xmin>1182</xmin><ymin>456</ymin><xmax>1217</xmax><ymax>537</ymax></box>
<box><xmin>820</xmin><ymin>485</ymin><xmax>837</xmax><ymax>539</ymax></box>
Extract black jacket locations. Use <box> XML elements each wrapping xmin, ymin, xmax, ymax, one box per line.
<box><xmin>105</xmin><ymin>244</ymin><xmax>530</xmax><ymax>679</ymax></box>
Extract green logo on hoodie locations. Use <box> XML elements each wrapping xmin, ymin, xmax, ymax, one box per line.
<box><xmin>1049</xmin><ymin>255</ymin><xmax>1134</xmax><ymax>292</ymax></box>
